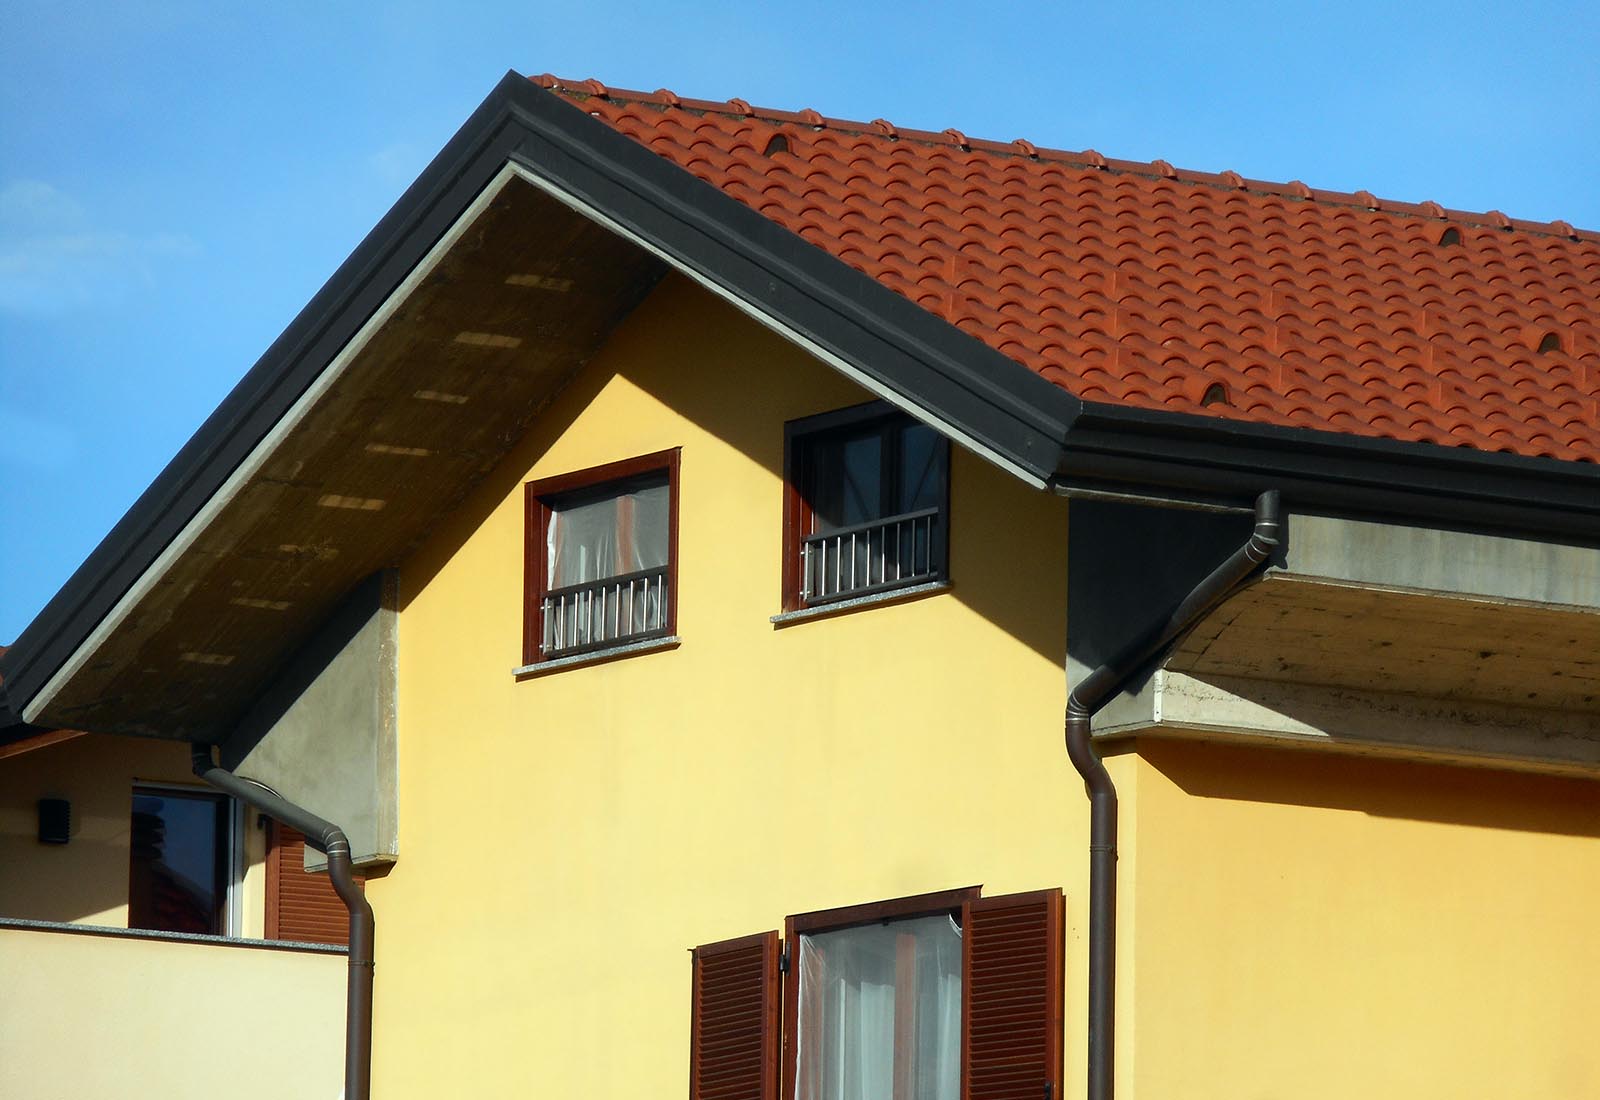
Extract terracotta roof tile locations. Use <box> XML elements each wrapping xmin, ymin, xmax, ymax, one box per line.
<box><xmin>537</xmin><ymin>75</ymin><xmax>1600</xmax><ymax>464</ymax></box>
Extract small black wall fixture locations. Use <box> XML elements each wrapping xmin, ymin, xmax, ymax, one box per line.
<box><xmin>191</xmin><ymin>745</ymin><xmax>374</xmax><ymax>1100</ymax></box>
<box><xmin>37</xmin><ymin>798</ymin><xmax>70</xmax><ymax>845</ymax></box>
<box><xmin>1064</xmin><ymin>490</ymin><xmax>1281</xmax><ymax>1100</ymax></box>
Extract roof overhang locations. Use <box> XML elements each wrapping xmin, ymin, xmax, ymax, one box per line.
<box><xmin>5</xmin><ymin>70</ymin><xmax>1600</xmax><ymax>735</ymax></box>
<box><xmin>0</xmin><ymin>71</ymin><xmax>1079</xmax><ymax>736</ymax></box>
<box><xmin>1082</xmin><ymin>509</ymin><xmax>1600</xmax><ymax>774</ymax></box>
<box><xmin>1051</xmin><ymin>400</ymin><xmax>1600</xmax><ymax>544</ymax></box>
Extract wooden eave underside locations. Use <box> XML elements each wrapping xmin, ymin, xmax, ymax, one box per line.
<box><xmin>38</xmin><ymin>175</ymin><xmax>665</xmax><ymax>739</ymax></box>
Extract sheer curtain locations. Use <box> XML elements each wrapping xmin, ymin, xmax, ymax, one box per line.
<box><xmin>794</xmin><ymin>914</ymin><xmax>962</xmax><ymax>1100</ymax></box>
<box><xmin>546</xmin><ymin>480</ymin><xmax>669</xmax><ymax>587</ymax></box>
<box><xmin>542</xmin><ymin>479</ymin><xmax>671</xmax><ymax>649</ymax></box>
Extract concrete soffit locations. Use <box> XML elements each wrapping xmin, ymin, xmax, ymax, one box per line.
<box><xmin>1090</xmin><ymin>510</ymin><xmax>1600</xmax><ymax>776</ymax></box>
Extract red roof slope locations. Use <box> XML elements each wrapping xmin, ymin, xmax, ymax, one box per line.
<box><xmin>538</xmin><ymin>76</ymin><xmax>1600</xmax><ymax>464</ymax></box>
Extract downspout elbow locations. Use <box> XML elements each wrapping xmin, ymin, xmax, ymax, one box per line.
<box><xmin>190</xmin><ymin>743</ymin><xmax>374</xmax><ymax>1100</ymax></box>
<box><xmin>1244</xmin><ymin>489</ymin><xmax>1282</xmax><ymax>564</ymax></box>
<box><xmin>1064</xmin><ymin>706</ymin><xmax>1112</xmax><ymax>800</ymax></box>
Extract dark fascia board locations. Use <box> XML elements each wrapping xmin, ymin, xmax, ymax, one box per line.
<box><xmin>0</xmin><ymin>71</ymin><xmax>1080</xmax><ymax>718</ymax></box>
<box><xmin>1058</xmin><ymin>401</ymin><xmax>1600</xmax><ymax>544</ymax></box>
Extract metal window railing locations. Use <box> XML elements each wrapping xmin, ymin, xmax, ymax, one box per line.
<box><xmin>541</xmin><ymin>566</ymin><xmax>669</xmax><ymax>656</ymax></box>
<box><xmin>801</xmin><ymin>507</ymin><xmax>941</xmax><ymax>604</ymax></box>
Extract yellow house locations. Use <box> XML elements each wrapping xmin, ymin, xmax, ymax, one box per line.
<box><xmin>4</xmin><ymin>72</ymin><xmax>1600</xmax><ymax>1100</ymax></box>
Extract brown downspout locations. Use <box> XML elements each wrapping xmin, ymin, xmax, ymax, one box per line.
<box><xmin>192</xmin><ymin>744</ymin><xmax>374</xmax><ymax>1100</ymax></box>
<box><xmin>1064</xmin><ymin>490</ymin><xmax>1281</xmax><ymax>1100</ymax></box>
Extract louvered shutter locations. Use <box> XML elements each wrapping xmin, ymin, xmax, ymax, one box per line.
<box><xmin>962</xmin><ymin>889</ymin><xmax>1065</xmax><ymax>1100</ymax></box>
<box><xmin>691</xmin><ymin>930</ymin><xmax>781</xmax><ymax>1100</ymax></box>
<box><xmin>264</xmin><ymin>821</ymin><xmax>361</xmax><ymax>946</ymax></box>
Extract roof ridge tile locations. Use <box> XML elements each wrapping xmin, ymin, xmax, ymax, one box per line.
<box><xmin>536</xmin><ymin>74</ymin><xmax>1597</xmax><ymax>240</ymax></box>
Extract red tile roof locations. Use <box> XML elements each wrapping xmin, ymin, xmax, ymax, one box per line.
<box><xmin>537</xmin><ymin>75</ymin><xmax>1600</xmax><ymax>464</ymax></box>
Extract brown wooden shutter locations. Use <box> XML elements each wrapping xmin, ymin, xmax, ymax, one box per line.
<box><xmin>691</xmin><ymin>930</ymin><xmax>781</xmax><ymax>1100</ymax></box>
<box><xmin>962</xmin><ymin>889</ymin><xmax>1065</xmax><ymax>1100</ymax></box>
<box><xmin>264</xmin><ymin>820</ymin><xmax>362</xmax><ymax>946</ymax></box>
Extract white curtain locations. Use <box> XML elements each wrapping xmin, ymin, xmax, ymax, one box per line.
<box><xmin>546</xmin><ymin>480</ymin><xmax>669</xmax><ymax>588</ymax></box>
<box><xmin>794</xmin><ymin>914</ymin><xmax>962</xmax><ymax>1100</ymax></box>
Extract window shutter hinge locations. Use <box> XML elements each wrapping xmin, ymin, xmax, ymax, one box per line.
<box><xmin>779</xmin><ymin>941</ymin><xmax>790</xmax><ymax>974</ymax></box>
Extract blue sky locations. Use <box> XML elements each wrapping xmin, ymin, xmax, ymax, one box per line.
<box><xmin>3</xmin><ymin>1</ymin><xmax>1598</xmax><ymax>644</ymax></box>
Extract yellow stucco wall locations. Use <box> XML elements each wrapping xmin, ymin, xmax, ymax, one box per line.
<box><xmin>1130</xmin><ymin>740</ymin><xmax>1600</xmax><ymax>1098</ymax></box>
<box><xmin>0</xmin><ymin>923</ymin><xmax>342</xmax><ymax>1099</ymax></box>
<box><xmin>383</xmin><ymin>271</ymin><xmax>1600</xmax><ymax>1098</ymax></box>
<box><xmin>385</xmin><ymin>273</ymin><xmax>1078</xmax><ymax>1096</ymax></box>
<box><xmin>0</xmin><ymin>733</ymin><xmax>267</xmax><ymax>935</ymax></box>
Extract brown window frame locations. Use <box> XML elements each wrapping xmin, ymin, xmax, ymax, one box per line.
<box><xmin>781</xmin><ymin>402</ymin><xmax>950</xmax><ymax>612</ymax></box>
<box><xmin>782</xmin><ymin>887</ymin><xmax>980</xmax><ymax>1100</ymax></box>
<box><xmin>522</xmin><ymin>448</ymin><xmax>681</xmax><ymax>666</ymax></box>
<box><xmin>690</xmin><ymin>885</ymin><xmax>1063</xmax><ymax>1100</ymax></box>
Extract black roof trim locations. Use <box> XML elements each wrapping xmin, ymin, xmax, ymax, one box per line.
<box><xmin>1058</xmin><ymin>401</ymin><xmax>1600</xmax><ymax>543</ymax></box>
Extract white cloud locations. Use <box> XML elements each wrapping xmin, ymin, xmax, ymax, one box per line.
<box><xmin>0</xmin><ymin>180</ymin><xmax>200</xmax><ymax>314</ymax></box>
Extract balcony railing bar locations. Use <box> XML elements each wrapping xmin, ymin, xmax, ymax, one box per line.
<box><xmin>802</xmin><ymin>508</ymin><xmax>940</xmax><ymax>605</ymax></box>
<box><xmin>542</xmin><ymin>567</ymin><xmax>669</xmax><ymax>657</ymax></box>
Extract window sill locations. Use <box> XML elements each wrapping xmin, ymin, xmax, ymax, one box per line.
<box><xmin>512</xmin><ymin>635</ymin><xmax>681</xmax><ymax>678</ymax></box>
<box><xmin>770</xmin><ymin>581</ymin><xmax>951</xmax><ymax>628</ymax></box>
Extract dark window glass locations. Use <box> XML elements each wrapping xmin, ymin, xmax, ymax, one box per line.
<box><xmin>128</xmin><ymin>788</ymin><xmax>229</xmax><ymax>935</ymax></box>
<box><xmin>811</xmin><ymin>429</ymin><xmax>886</xmax><ymax>530</ymax></box>
<box><xmin>788</xmin><ymin>407</ymin><xmax>949</xmax><ymax>607</ymax></box>
<box><xmin>898</xmin><ymin>423</ymin><xmax>942</xmax><ymax>514</ymax></box>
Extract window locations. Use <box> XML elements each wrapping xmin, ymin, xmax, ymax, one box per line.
<box><xmin>523</xmin><ymin>449</ymin><xmax>680</xmax><ymax>665</ymax></box>
<box><xmin>128</xmin><ymin>785</ymin><xmax>234</xmax><ymax>935</ymax></box>
<box><xmin>689</xmin><ymin>887</ymin><xmax>1063</xmax><ymax>1100</ymax></box>
<box><xmin>783</xmin><ymin>405</ymin><xmax>948</xmax><ymax>611</ymax></box>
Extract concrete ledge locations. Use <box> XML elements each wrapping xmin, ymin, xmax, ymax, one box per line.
<box><xmin>769</xmin><ymin>581</ymin><xmax>951</xmax><ymax>627</ymax></box>
<box><xmin>1098</xmin><ymin>669</ymin><xmax>1600</xmax><ymax>777</ymax></box>
<box><xmin>513</xmin><ymin>635</ymin><xmax>681</xmax><ymax>678</ymax></box>
<box><xmin>0</xmin><ymin>916</ymin><xmax>347</xmax><ymax>954</ymax></box>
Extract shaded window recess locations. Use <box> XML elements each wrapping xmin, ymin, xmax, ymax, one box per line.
<box><xmin>782</xmin><ymin>403</ymin><xmax>950</xmax><ymax>611</ymax></box>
